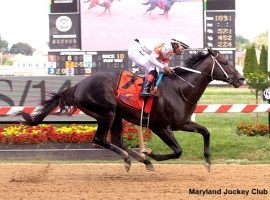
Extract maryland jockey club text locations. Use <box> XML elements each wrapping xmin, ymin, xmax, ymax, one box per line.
<box><xmin>189</xmin><ymin>188</ymin><xmax>268</xmax><ymax>196</ymax></box>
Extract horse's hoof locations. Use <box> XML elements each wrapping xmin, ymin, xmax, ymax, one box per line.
<box><xmin>139</xmin><ymin>152</ymin><xmax>146</xmax><ymax>159</ymax></box>
<box><xmin>124</xmin><ymin>157</ymin><xmax>132</xmax><ymax>172</ymax></box>
<box><xmin>205</xmin><ymin>162</ymin><xmax>211</xmax><ymax>172</ymax></box>
<box><xmin>141</xmin><ymin>148</ymin><xmax>152</xmax><ymax>156</ymax></box>
<box><xmin>145</xmin><ymin>163</ymin><xmax>155</xmax><ymax>171</ymax></box>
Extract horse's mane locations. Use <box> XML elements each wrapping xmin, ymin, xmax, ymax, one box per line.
<box><xmin>172</xmin><ymin>51</ymin><xmax>210</xmax><ymax>75</ymax></box>
<box><xmin>184</xmin><ymin>51</ymin><xmax>209</xmax><ymax>69</ymax></box>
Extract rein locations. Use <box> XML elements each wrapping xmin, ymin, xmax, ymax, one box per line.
<box><xmin>172</xmin><ymin>52</ymin><xmax>234</xmax><ymax>104</ymax></box>
<box><xmin>171</xmin><ymin>71</ymin><xmax>195</xmax><ymax>88</ymax></box>
<box><xmin>171</xmin><ymin>70</ymin><xmax>198</xmax><ymax>105</ymax></box>
<box><xmin>176</xmin><ymin>53</ymin><xmax>234</xmax><ymax>83</ymax></box>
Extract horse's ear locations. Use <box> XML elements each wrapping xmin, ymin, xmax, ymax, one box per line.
<box><xmin>207</xmin><ymin>48</ymin><xmax>216</xmax><ymax>56</ymax></box>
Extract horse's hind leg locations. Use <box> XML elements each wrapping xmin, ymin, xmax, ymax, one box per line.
<box><xmin>144</xmin><ymin>6</ymin><xmax>154</xmax><ymax>15</ymax></box>
<box><xmin>93</xmin><ymin>113</ymin><xmax>131</xmax><ymax>172</ymax></box>
<box><xmin>110</xmin><ymin>109</ymin><xmax>154</xmax><ymax>171</ymax></box>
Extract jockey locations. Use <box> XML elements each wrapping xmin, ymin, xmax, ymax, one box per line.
<box><xmin>128</xmin><ymin>36</ymin><xmax>189</xmax><ymax>97</ymax></box>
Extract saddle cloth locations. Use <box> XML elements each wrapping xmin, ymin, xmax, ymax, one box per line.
<box><xmin>115</xmin><ymin>71</ymin><xmax>153</xmax><ymax>113</ymax></box>
<box><xmin>158</xmin><ymin>0</ymin><xmax>165</xmax><ymax>9</ymax></box>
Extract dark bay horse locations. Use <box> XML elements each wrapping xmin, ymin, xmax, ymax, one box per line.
<box><xmin>86</xmin><ymin>0</ymin><xmax>118</xmax><ymax>15</ymax></box>
<box><xmin>19</xmin><ymin>49</ymin><xmax>244</xmax><ymax>172</ymax></box>
<box><xmin>142</xmin><ymin>0</ymin><xmax>176</xmax><ymax>17</ymax></box>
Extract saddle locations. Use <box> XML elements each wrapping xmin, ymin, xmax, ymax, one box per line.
<box><xmin>115</xmin><ymin>71</ymin><xmax>154</xmax><ymax>113</ymax></box>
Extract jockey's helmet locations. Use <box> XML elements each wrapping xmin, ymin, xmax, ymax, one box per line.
<box><xmin>171</xmin><ymin>35</ymin><xmax>189</xmax><ymax>50</ymax></box>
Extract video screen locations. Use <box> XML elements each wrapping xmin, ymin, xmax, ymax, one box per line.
<box><xmin>80</xmin><ymin>0</ymin><xmax>204</xmax><ymax>51</ymax></box>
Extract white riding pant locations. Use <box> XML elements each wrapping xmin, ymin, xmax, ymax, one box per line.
<box><xmin>128</xmin><ymin>42</ymin><xmax>158</xmax><ymax>73</ymax></box>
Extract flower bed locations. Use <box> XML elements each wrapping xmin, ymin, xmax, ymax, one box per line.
<box><xmin>0</xmin><ymin>121</ymin><xmax>152</xmax><ymax>148</ymax></box>
<box><xmin>236</xmin><ymin>123</ymin><xmax>269</xmax><ymax>137</ymax></box>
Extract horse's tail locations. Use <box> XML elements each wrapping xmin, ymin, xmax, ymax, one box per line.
<box><xmin>19</xmin><ymin>85</ymin><xmax>78</xmax><ymax>126</ymax></box>
<box><xmin>142</xmin><ymin>0</ymin><xmax>151</xmax><ymax>5</ymax></box>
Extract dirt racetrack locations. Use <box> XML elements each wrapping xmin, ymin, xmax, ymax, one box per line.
<box><xmin>0</xmin><ymin>163</ymin><xmax>269</xmax><ymax>200</ymax></box>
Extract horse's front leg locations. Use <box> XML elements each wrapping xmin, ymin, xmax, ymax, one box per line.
<box><xmin>147</xmin><ymin>127</ymin><xmax>182</xmax><ymax>161</ymax></box>
<box><xmin>181</xmin><ymin>120</ymin><xmax>211</xmax><ymax>172</ymax></box>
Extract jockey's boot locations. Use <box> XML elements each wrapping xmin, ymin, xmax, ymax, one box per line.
<box><xmin>140</xmin><ymin>74</ymin><xmax>155</xmax><ymax>97</ymax></box>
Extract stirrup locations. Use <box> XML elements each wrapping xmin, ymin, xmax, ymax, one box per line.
<box><xmin>140</xmin><ymin>90</ymin><xmax>153</xmax><ymax>97</ymax></box>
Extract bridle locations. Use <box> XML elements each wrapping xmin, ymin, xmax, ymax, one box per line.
<box><xmin>172</xmin><ymin>52</ymin><xmax>236</xmax><ymax>104</ymax></box>
<box><xmin>173</xmin><ymin>52</ymin><xmax>235</xmax><ymax>85</ymax></box>
<box><xmin>209</xmin><ymin>54</ymin><xmax>235</xmax><ymax>84</ymax></box>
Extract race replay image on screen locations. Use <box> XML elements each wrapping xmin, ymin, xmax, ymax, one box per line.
<box><xmin>80</xmin><ymin>0</ymin><xmax>204</xmax><ymax>51</ymax></box>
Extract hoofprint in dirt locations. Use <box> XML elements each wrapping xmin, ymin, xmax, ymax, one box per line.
<box><xmin>0</xmin><ymin>164</ymin><xmax>269</xmax><ymax>200</ymax></box>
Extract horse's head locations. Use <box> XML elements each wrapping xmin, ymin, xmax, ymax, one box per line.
<box><xmin>206</xmin><ymin>48</ymin><xmax>245</xmax><ymax>88</ymax></box>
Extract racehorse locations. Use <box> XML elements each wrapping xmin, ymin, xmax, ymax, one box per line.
<box><xmin>19</xmin><ymin>49</ymin><xmax>244</xmax><ymax>172</ymax></box>
<box><xmin>85</xmin><ymin>0</ymin><xmax>118</xmax><ymax>15</ymax></box>
<box><xmin>142</xmin><ymin>0</ymin><xmax>176</xmax><ymax>17</ymax></box>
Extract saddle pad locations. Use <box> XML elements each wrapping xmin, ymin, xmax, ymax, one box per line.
<box><xmin>158</xmin><ymin>0</ymin><xmax>165</xmax><ymax>9</ymax></box>
<box><xmin>115</xmin><ymin>71</ymin><xmax>153</xmax><ymax>113</ymax></box>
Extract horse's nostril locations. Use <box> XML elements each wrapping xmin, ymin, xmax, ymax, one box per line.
<box><xmin>239</xmin><ymin>78</ymin><xmax>245</xmax><ymax>82</ymax></box>
<box><xmin>239</xmin><ymin>78</ymin><xmax>245</xmax><ymax>84</ymax></box>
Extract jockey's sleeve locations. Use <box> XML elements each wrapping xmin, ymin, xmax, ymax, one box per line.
<box><xmin>148</xmin><ymin>52</ymin><xmax>164</xmax><ymax>69</ymax></box>
<box><xmin>162</xmin><ymin>58</ymin><xmax>170</xmax><ymax>67</ymax></box>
